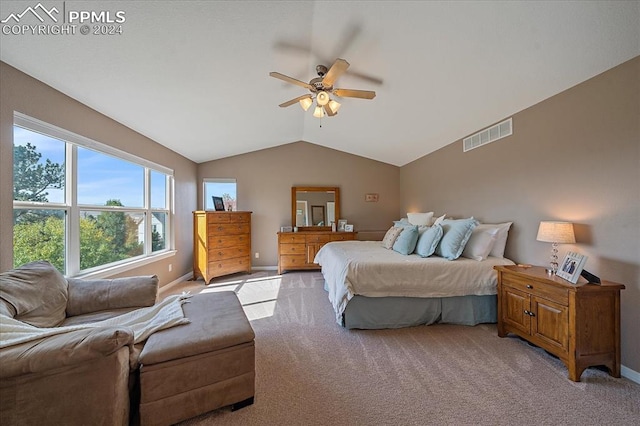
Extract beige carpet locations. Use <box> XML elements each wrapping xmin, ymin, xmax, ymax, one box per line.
<box><xmin>164</xmin><ymin>271</ymin><xmax>640</xmax><ymax>425</ymax></box>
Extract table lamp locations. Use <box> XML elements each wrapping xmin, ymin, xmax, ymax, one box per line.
<box><xmin>536</xmin><ymin>221</ymin><xmax>576</xmax><ymax>274</ymax></box>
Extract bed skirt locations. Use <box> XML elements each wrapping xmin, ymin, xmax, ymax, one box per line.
<box><xmin>341</xmin><ymin>294</ymin><xmax>497</xmax><ymax>329</ymax></box>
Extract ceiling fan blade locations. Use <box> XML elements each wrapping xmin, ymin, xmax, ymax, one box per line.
<box><xmin>269</xmin><ymin>72</ymin><xmax>313</xmax><ymax>90</ymax></box>
<box><xmin>333</xmin><ymin>89</ymin><xmax>376</xmax><ymax>99</ymax></box>
<box><xmin>323</xmin><ymin>104</ymin><xmax>337</xmax><ymax>117</ymax></box>
<box><xmin>322</xmin><ymin>58</ymin><xmax>350</xmax><ymax>88</ymax></box>
<box><xmin>279</xmin><ymin>94</ymin><xmax>312</xmax><ymax>108</ymax></box>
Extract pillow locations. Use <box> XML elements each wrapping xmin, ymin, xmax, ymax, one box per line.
<box><xmin>487</xmin><ymin>222</ymin><xmax>513</xmax><ymax>258</ymax></box>
<box><xmin>0</xmin><ymin>260</ymin><xmax>68</xmax><ymax>327</ymax></box>
<box><xmin>414</xmin><ymin>224</ymin><xmax>444</xmax><ymax>257</ymax></box>
<box><xmin>432</xmin><ymin>214</ymin><xmax>446</xmax><ymax>226</ymax></box>
<box><xmin>381</xmin><ymin>227</ymin><xmax>403</xmax><ymax>249</ymax></box>
<box><xmin>461</xmin><ymin>225</ymin><xmax>500</xmax><ymax>261</ymax></box>
<box><xmin>392</xmin><ymin>226</ymin><xmax>419</xmax><ymax>255</ymax></box>
<box><xmin>407</xmin><ymin>212</ymin><xmax>434</xmax><ymax>226</ymax></box>
<box><xmin>393</xmin><ymin>218</ymin><xmax>411</xmax><ymax>228</ymax></box>
<box><xmin>435</xmin><ymin>217</ymin><xmax>479</xmax><ymax>260</ymax></box>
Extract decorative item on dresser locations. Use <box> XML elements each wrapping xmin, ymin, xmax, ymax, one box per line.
<box><xmin>193</xmin><ymin>211</ymin><xmax>252</xmax><ymax>283</ymax></box>
<box><xmin>278</xmin><ymin>231</ymin><xmax>357</xmax><ymax>274</ymax></box>
<box><xmin>494</xmin><ymin>265</ymin><xmax>625</xmax><ymax>382</ymax></box>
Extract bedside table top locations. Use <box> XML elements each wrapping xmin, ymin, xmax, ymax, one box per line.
<box><xmin>494</xmin><ymin>265</ymin><xmax>625</xmax><ymax>290</ymax></box>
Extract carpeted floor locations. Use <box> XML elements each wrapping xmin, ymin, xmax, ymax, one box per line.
<box><xmin>161</xmin><ymin>271</ymin><xmax>640</xmax><ymax>425</ymax></box>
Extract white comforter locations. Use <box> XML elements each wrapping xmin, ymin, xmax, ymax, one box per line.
<box><xmin>314</xmin><ymin>241</ymin><xmax>515</xmax><ymax>324</ymax></box>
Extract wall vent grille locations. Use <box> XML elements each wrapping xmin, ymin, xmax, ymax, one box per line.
<box><xmin>463</xmin><ymin>118</ymin><xmax>512</xmax><ymax>152</ymax></box>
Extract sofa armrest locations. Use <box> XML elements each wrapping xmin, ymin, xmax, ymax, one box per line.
<box><xmin>0</xmin><ymin>326</ymin><xmax>133</xmax><ymax>379</ymax></box>
<box><xmin>66</xmin><ymin>275</ymin><xmax>158</xmax><ymax>316</ymax></box>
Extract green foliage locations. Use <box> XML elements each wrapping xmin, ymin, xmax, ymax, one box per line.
<box><xmin>13</xmin><ymin>216</ymin><xmax>65</xmax><ymax>272</ymax></box>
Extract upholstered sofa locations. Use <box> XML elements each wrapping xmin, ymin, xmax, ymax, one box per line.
<box><xmin>0</xmin><ymin>261</ymin><xmax>255</xmax><ymax>426</ymax></box>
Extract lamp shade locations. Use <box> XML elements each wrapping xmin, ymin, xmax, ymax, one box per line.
<box><xmin>316</xmin><ymin>91</ymin><xmax>330</xmax><ymax>106</ymax></box>
<box><xmin>313</xmin><ymin>105</ymin><xmax>324</xmax><ymax>118</ymax></box>
<box><xmin>299</xmin><ymin>97</ymin><xmax>313</xmax><ymax>111</ymax></box>
<box><xmin>536</xmin><ymin>221</ymin><xmax>575</xmax><ymax>243</ymax></box>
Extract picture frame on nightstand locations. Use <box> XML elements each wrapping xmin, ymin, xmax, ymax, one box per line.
<box><xmin>337</xmin><ymin>219</ymin><xmax>348</xmax><ymax>232</ymax></box>
<box><xmin>344</xmin><ymin>224</ymin><xmax>354</xmax><ymax>232</ymax></box>
<box><xmin>556</xmin><ymin>251</ymin><xmax>588</xmax><ymax>284</ymax></box>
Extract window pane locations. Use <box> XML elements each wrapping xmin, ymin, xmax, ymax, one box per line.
<box><xmin>151</xmin><ymin>212</ymin><xmax>167</xmax><ymax>252</ymax></box>
<box><xmin>13</xmin><ymin>209</ymin><xmax>66</xmax><ymax>273</ymax></box>
<box><xmin>79</xmin><ymin>210</ymin><xmax>144</xmax><ymax>270</ymax></box>
<box><xmin>78</xmin><ymin>147</ymin><xmax>144</xmax><ymax>207</ymax></box>
<box><xmin>204</xmin><ymin>180</ymin><xmax>236</xmax><ymax>211</ymax></box>
<box><xmin>151</xmin><ymin>170</ymin><xmax>167</xmax><ymax>209</ymax></box>
<box><xmin>13</xmin><ymin>126</ymin><xmax>65</xmax><ymax>204</ymax></box>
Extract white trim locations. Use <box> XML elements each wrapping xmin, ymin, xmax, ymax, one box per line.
<box><xmin>14</xmin><ymin>112</ymin><xmax>174</xmax><ymax>175</ymax></box>
<box><xmin>70</xmin><ymin>250</ymin><xmax>176</xmax><ymax>280</ymax></box>
<box><xmin>251</xmin><ymin>265</ymin><xmax>278</xmax><ymax>271</ymax></box>
<box><xmin>158</xmin><ymin>271</ymin><xmax>194</xmax><ymax>295</ymax></box>
<box><xmin>621</xmin><ymin>365</ymin><xmax>640</xmax><ymax>384</ymax></box>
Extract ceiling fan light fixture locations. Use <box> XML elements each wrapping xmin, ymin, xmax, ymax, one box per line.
<box><xmin>316</xmin><ymin>91</ymin><xmax>330</xmax><ymax>106</ymax></box>
<box><xmin>299</xmin><ymin>97</ymin><xmax>313</xmax><ymax>111</ymax></box>
<box><xmin>327</xmin><ymin>99</ymin><xmax>341</xmax><ymax>114</ymax></box>
<box><xmin>313</xmin><ymin>105</ymin><xmax>324</xmax><ymax>118</ymax></box>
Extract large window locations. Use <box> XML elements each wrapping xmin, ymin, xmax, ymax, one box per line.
<box><xmin>204</xmin><ymin>178</ymin><xmax>237</xmax><ymax>211</ymax></box>
<box><xmin>12</xmin><ymin>113</ymin><xmax>173</xmax><ymax>276</ymax></box>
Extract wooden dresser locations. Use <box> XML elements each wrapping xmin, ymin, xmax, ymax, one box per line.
<box><xmin>193</xmin><ymin>211</ymin><xmax>252</xmax><ymax>283</ymax></box>
<box><xmin>494</xmin><ymin>265</ymin><xmax>625</xmax><ymax>381</ymax></box>
<box><xmin>278</xmin><ymin>231</ymin><xmax>357</xmax><ymax>274</ymax></box>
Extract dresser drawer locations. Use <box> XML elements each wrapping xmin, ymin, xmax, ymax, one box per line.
<box><xmin>279</xmin><ymin>233</ymin><xmax>306</xmax><ymax>244</ymax></box>
<box><xmin>207</xmin><ymin>212</ymin><xmax>250</xmax><ymax>224</ymax></box>
<box><xmin>280</xmin><ymin>255</ymin><xmax>306</xmax><ymax>269</ymax></box>
<box><xmin>207</xmin><ymin>223</ymin><xmax>250</xmax><ymax>235</ymax></box>
<box><xmin>503</xmin><ymin>275</ymin><xmax>569</xmax><ymax>305</ymax></box>
<box><xmin>208</xmin><ymin>257</ymin><xmax>251</xmax><ymax>276</ymax></box>
<box><xmin>331</xmin><ymin>233</ymin><xmax>355</xmax><ymax>241</ymax></box>
<box><xmin>207</xmin><ymin>244</ymin><xmax>250</xmax><ymax>260</ymax></box>
<box><xmin>306</xmin><ymin>234</ymin><xmax>331</xmax><ymax>244</ymax></box>
<box><xmin>208</xmin><ymin>234</ymin><xmax>250</xmax><ymax>249</ymax></box>
<box><xmin>280</xmin><ymin>243</ymin><xmax>305</xmax><ymax>255</ymax></box>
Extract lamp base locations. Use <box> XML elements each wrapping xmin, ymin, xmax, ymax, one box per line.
<box><xmin>549</xmin><ymin>242</ymin><xmax>559</xmax><ymax>274</ymax></box>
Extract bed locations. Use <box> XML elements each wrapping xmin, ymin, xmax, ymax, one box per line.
<box><xmin>314</xmin><ymin>240</ymin><xmax>515</xmax><ymax>329</ymax></box>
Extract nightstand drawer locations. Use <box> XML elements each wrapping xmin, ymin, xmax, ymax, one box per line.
<box><xmin>503</xmin><ymin>275</ymin><xmax>568</xmax><ymax>305</ymax></box>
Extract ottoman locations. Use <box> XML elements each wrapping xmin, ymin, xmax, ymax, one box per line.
<box><xmin>138</xmin><ymin>291</ymin><xmax>255</xmax><ymax>426</ymax></box>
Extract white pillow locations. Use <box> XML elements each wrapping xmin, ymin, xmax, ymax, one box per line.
<box><xmin>432</xmin><ymin>214</ymin><xmax>446</xmax><ymax>226</ymax></box>
<box><xmin>461</xmin><ymin>225</ymin><xmax>500</xmax><ymax>261</ymax></box>
<box><xmin>407</xmin><ymin>212</ymin><xmax>434</xmax><ymax>226</ymax></box>
<box><xmin>487</xmin><ymin>222</ymin><xmax>513</xmax><ymax>258</ymax></box>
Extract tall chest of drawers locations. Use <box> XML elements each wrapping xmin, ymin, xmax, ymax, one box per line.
<box><xmin>193</xmin><ymin>211</ymin><xmax>252</xmax><ymax>283</ymax></box>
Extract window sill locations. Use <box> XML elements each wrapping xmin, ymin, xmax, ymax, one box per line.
<box><xmin>71</xmin><ymin>250</ymin><xmax>177</xmax><ymax>280</ymax></box>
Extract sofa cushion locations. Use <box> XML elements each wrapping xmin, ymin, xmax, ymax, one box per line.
<box><xmin>66</xmin><ymin>275</ymin><xmax>158</xmax><ymax>317</ymax></box>
<box><xmin>0</xmin><ymin>261</ymin><xmax>68</xmax><ymax>327</ymax></box>
<box><xmin>139</xmin><ymin>291</ymin><xmax>254</xmax><ymax>366</ymax></box>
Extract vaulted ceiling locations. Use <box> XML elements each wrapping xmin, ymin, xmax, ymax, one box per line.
<box><xmin>1</xmin><ymin>1</ymin><xmax>638</xmax><ymax>166</ymax></box>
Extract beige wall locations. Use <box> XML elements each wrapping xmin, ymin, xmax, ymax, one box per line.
<box><xmin>0</xmin><ymin>62</ymin><xmax>198</xmax><ymax>285</ymax></box>
<box><xmin>197</xmin><ymin>141</ymin><xmax>400</xmax><ymax>266</ymax></box>
<box><xmin>400</xmin><ymin>57</ymin><xmax>640</xmax><ymax>372</ymax></box>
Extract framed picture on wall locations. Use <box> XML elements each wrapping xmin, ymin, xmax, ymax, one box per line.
<box><xmin>556</xmin><ymin>251</ymin><xmax>588</xmax><ymax>284</ymax></box>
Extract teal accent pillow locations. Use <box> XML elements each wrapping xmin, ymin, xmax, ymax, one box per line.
<box><xmin>435</xmin><ymin>218</ymin><xmax>479</xmax><ymax>260</ymax></box>
<box><xmin>414</xmin><ymin>225</ymin><xmax>444</xmax><ymax>257</ymax></box>
<box><xmin>393</xmin><ymin>218</ymin><xmax>411</xmax><ymax>228</ymax></box>
<box><xmin>392</xmin><ymin>225</ymin><xmax>419</xmax><ymax>255</ymax></box>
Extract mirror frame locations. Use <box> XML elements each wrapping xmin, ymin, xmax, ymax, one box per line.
<box><xmin>291</xmin><ymin>186</ymin><xmax>340</xmax><ymax>232</ymax></box>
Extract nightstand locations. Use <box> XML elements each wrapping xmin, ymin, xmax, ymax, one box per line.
<box><xmin>494</xmin><ymin>265</ymin><xmax>625</xmax><ymax>382</ymax></box>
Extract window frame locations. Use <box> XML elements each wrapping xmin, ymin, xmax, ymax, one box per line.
<box><xmin>203</xmin><ymin>178</ymin><xmax>237</xmax><ymax>211</ymax></box>
<box><xmin>12</xmin><ymin>112</ymin><xmax>175</xmax><ymax>278</ymax></box>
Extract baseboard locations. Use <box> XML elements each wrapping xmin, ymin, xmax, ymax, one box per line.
<box><xmin>621</xmin><ymin>365</ymin><xmax>640</xmax><ymax>384</ymax></box>
<box><xmin>158</xmin><ymin>272</ymin><xmax>193</xmax><ymax>294</ymax></box>
<box><xmin>251</xmin><ymin>266</ymin><xmax>278</xmax><ymax>271</ymax></box>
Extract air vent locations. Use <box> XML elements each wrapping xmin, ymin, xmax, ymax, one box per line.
<box><xmin>463</xmin><ymin>118</ymin><xmax>512</xmax><ymax>152</ymax></box>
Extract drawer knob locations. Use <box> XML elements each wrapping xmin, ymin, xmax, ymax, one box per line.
<box><xmin>526</xmin><ymin>285</ymin><xmax>533</xmax><ymax>289</ymax></box>
<box><xmin>523</xmin><ymin>310</ymin><xmax>536</xmax><ymax>317</ymax></box>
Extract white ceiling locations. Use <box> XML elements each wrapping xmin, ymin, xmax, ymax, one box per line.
<box><xmin>1</xmin><ymin>1</ymin><xmax>638</xmax><ymax>166</ymax></box>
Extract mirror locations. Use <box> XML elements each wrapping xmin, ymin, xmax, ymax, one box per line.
<box><xmin>292</xmin><ymin>186</ymin><xmax>340</xmax><ymax>231</ymax></box>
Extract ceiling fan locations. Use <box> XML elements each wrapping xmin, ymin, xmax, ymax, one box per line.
<box><xmin>269</xmin><ymin>58</ymin><xmax>376</xmax><ymax>118</ymax></box>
